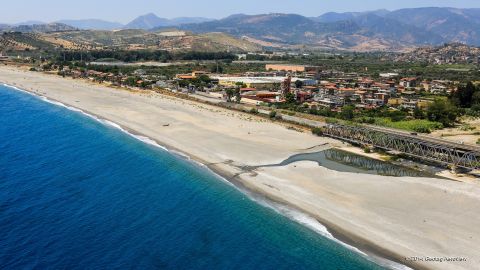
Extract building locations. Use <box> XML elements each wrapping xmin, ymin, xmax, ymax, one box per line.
<box><xmin>265</xmin><ymin>64</ymin><xmax>320</xmax><ymax>73</ymax></box>
<box><xmin>214</xmin><ymin>77</ymin><xmax>280</xmax><ymax>89</ymax></box>
<box><xmin>212</xmin><ymin>76</ymin><xmax>316</xmax><ymax>90</ymax></box>
<box><xmin>379</xmin><ymin>72</ymin><xmax>399</xmax><ymax>78</ymax></box>
<box><xmin>388</xmin><ymin>98</ymin><xmax>404</xmax><ymax>106</ymax></box>
<box><xmin>400</xmin><ymin>77</ymin><xmax>418</xmax><ymax>88</ymax></box>
<box><xmin>176</xmin><ymin>71</ymin><xmax>210</xmax><ymax>80</ymax></box>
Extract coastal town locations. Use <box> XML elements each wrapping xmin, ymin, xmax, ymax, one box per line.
<box><xmin>44</xmin><ymin>62</ymin><xmax>457</xmax><ymax>110</ymax></box>
<box><xmin>9</xmin><ymin>59</ymin><xmax>451</xmax><ymax>112</ymax></box>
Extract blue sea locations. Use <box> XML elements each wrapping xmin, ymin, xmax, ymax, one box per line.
<box><xmin>0</xmin><ymin>84</ymin><xmax>389</xmax><ymax>269</ymax></box>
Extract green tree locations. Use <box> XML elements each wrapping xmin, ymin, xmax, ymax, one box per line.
<box><xmin>451</xmin><ymin>82</ymin><xmax>476</xmax><ymax>107</ymax></box>
<box><xmin>225</xmin><ymin>88</ymin><xmax>234</xmax><ymax>102</ymax></box>
<box><xmin>472</xmin><ymin>91</ymin><xmax>480</xmax><ymax>106</ymax></box>
<box><xmin>340</xmin><ymin>105</ymin><xmax>355</xmax><ymax>120</ymax></box>
<box><xmin>426</xmin><ymin>99</ymin><xmax>458</xmax><ymax>127</ymax></box>
<box><xmin>285</xmin><ymin>92</ymin><xmax>296</xmax><ymax>104</ymax></box>
<box><xmin>413</xmin><ymin>107</ymin><xmax>425</xmax><ymax>119</ymax></box>
<box><xmin>235</xmin><ymin>82</ymin><xmax>247</xmax><ymax>88</ymax></box>
<box><xmin>234</xmin><ymin>88</ymin><xmax>241</xmax><ymax>103</ymax></box>
<box><xmin>295</xmin><ymin>80</ymin><xmax>304</xmax><ymax>88</ymax></box>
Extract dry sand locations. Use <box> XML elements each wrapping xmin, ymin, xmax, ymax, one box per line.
<box><xmin>1</xmin><ymin>65</ymin><xmax>480</xmax><ymax>270</ymax></box>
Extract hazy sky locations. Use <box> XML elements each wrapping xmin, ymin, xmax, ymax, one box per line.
<box><xmin>2</xmin><ymin>0</ymin><xmax>480</xmax><ymax>24</ymax></box>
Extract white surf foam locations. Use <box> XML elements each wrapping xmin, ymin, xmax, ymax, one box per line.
<box><xmin>247</xmin><ymin>193</ymin><xmax>366</xmax><ymax>255</ymax></box>
<box><xmin>2</xmin><ymin>83</ymin><xmax>411</xmax><ymax>270</ymax></box>
<box><xmin>245</xmin><ymin>193</ymin><xmax>412</xmax><ymax>270</ymax></box>
<box><xmin>2</xmin><ymin>83</ymin><xmax>170</xmax><ymax>153</ymax></box>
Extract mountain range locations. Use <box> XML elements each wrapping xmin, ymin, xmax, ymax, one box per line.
<box><xmin>2</xmin><ymin>8</ymin><xmax>480</xmax><ymax>51</ymax></box>
<box><xmin>0</xmin><ymin>13</ymin><xmax>213</xmax><ymax>31</ymax></box>
<box><xmin>170</xmin><ymin>8</ymin><xmax>480</xmax><ymax>51</ymax></box>
<box><xmin>124</xmin><ymin>13</ymin><xmax>213</xmax><ymax>30</ymax></box>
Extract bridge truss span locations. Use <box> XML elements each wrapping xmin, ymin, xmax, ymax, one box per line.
<box><xmin>323</xmin><ymin>124</ymin><xmax>480</xmax><ymax>170</ymax></box>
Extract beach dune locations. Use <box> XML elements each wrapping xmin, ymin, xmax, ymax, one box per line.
<box><xmin>1</xmin><ymin>66</ymin><xmax>479</xmax><ymax>270</ymax></box>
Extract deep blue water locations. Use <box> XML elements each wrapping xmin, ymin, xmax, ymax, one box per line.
<box><xmin>0</xmin><ymin>85</ymin><xmax>386</xmax><ymax>269</ymax></box>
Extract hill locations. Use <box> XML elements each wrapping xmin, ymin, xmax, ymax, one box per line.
<box><xmin>0</xmin><ymin>29</ymin><xmax>261</xmax><ymax>53</ymax></box>
<box><xmin>393</xmin><ymin>43</ymin><xmax>480</xmax><ymax>64</ymax></box>
<box><xmin>1</xmin><ymin>23</ymin><xmax>77</xmax><ymax>33</ymax></box>
<box><xmin>387</xmin><ymin>8</ymin><xmax>480</xmax><ymax>45</ymax></box>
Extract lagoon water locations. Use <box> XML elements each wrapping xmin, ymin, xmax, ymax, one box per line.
<box><xmin>0</xmin><ymin>85</ymin><xmax>385</xmax><ymax>269</ymax></box>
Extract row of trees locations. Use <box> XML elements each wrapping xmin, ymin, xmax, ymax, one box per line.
<box><xmin>56</xmin><ymin>50</ymin><xmax>237</xmax><ymax>63</ymax></box>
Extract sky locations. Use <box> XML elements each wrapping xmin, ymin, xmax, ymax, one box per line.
<box><xmin>2</xmin><ymin>0</ymin><xmax>480</xmax><ymax>24</ymax></box>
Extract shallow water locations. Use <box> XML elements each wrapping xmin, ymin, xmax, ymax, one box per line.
<box><xmin>0</xmin><ymin>84</ymin><xmax>388</xmax><ymax>269</ymax></box>
<box><xmin>257</xmin><ymin>149</ymin><xmax>436</xmax><ymax>178</ymax></box>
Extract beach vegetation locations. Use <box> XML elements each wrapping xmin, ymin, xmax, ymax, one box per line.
<box><xmin>269</xmin><ymin>111</ymin><xmax>277</xmax><ymax>119</ymax></box>
<box><xmin>311</xmin><ymin>127</ymin><xmax>323</xmax><ymax>136</ymax></box>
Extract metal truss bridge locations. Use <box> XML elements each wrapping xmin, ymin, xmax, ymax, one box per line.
<box><xmin>323</xmin><ymin>124</ymin><xmax>480</xmax><ymax>170</ymax></box>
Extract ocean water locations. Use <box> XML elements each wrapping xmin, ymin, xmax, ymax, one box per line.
<box><xmin>0</xmin><ymin>85</ymin><xmax>388</xmax><ymax>269</ymax></box>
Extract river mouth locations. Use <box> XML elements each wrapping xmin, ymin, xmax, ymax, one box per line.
<box><xmin>255</xmin><ymin>148</ymin><xmax>438</xmax><ymax>178</ymax></box>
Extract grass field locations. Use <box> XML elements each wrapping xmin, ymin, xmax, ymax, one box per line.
<box><xmin>374</xmin><ymin>118</ymin><xmax>443</xmax><ymax>133</ymax></box>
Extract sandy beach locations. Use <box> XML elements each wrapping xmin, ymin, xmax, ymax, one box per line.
<box><xmin>1</xmin><ymin>65</ymin><xmax>480</xmax><ymax>270</ymax></box>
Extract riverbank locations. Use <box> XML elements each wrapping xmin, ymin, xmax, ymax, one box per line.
<box><xmin>1</xmin><ymin>65</ymin><xmax>480</xmax><ymax>270</ymax></box>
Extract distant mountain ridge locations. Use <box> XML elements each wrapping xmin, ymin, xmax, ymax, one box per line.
<box><xmin>168</xmin><ymin>7</ymin><xmax>480</xmax><ymax>51</ymax></box>
<box><xmin>0</xmin><ymin>23</ymin><xmax>77</xmax><ymax>33</ymax></box>
<box><xmin>0</xmin><ymin>14</ymin><xmax>214</xmax><ymax>32</ymax></box>
<box><xmin>124</xmin><ymin>13</ymin><xmax>213</xmax><ymax>30</ymax></box>
<box><xmin>56</xmin><ymin>19</ymin><xmax>123</xmax><ymax>30</ymax></box>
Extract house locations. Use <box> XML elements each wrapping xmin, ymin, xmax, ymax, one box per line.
<box><xmin>317</xmin><ymin>98</ymin><xmax>337</xmax><ymax>109</ymax></box>
<box><xmin>400</xmin><ymin>77</ymin><xmax>417</xmax><ymax>88</ymax></box>
<box><xmin>388</xmin><ymin>98</ymin><xmax>404</xmax><ymax>107</ymax></box>
<box><xmin>296</xmin><ymin>91</ymin><xmax>312</xmax><ymax>102</ymax></box>
<box><xmin>352</xmin><ymin>90</ymin><xmax>367</xmax><ymax>103</ymax></box>
<box><xmin>335</xmin><ymin>88</ymin><xmax>355</xmax><ymax>97</ymax></box>
<box><xmin>358</xmin><ymin>78</ymin><xmax>374</xmax><ymax>88</ymax></box>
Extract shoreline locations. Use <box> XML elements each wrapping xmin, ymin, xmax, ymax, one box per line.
<box><xmin>1</xmin><ymin>66</ymin><xmax>479</xmax><ymax>270</ymax></box>
<box><xmin>5</xmin><ymin>82</ymin><xmax>407</xmax><ymax>268</ymax></box>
